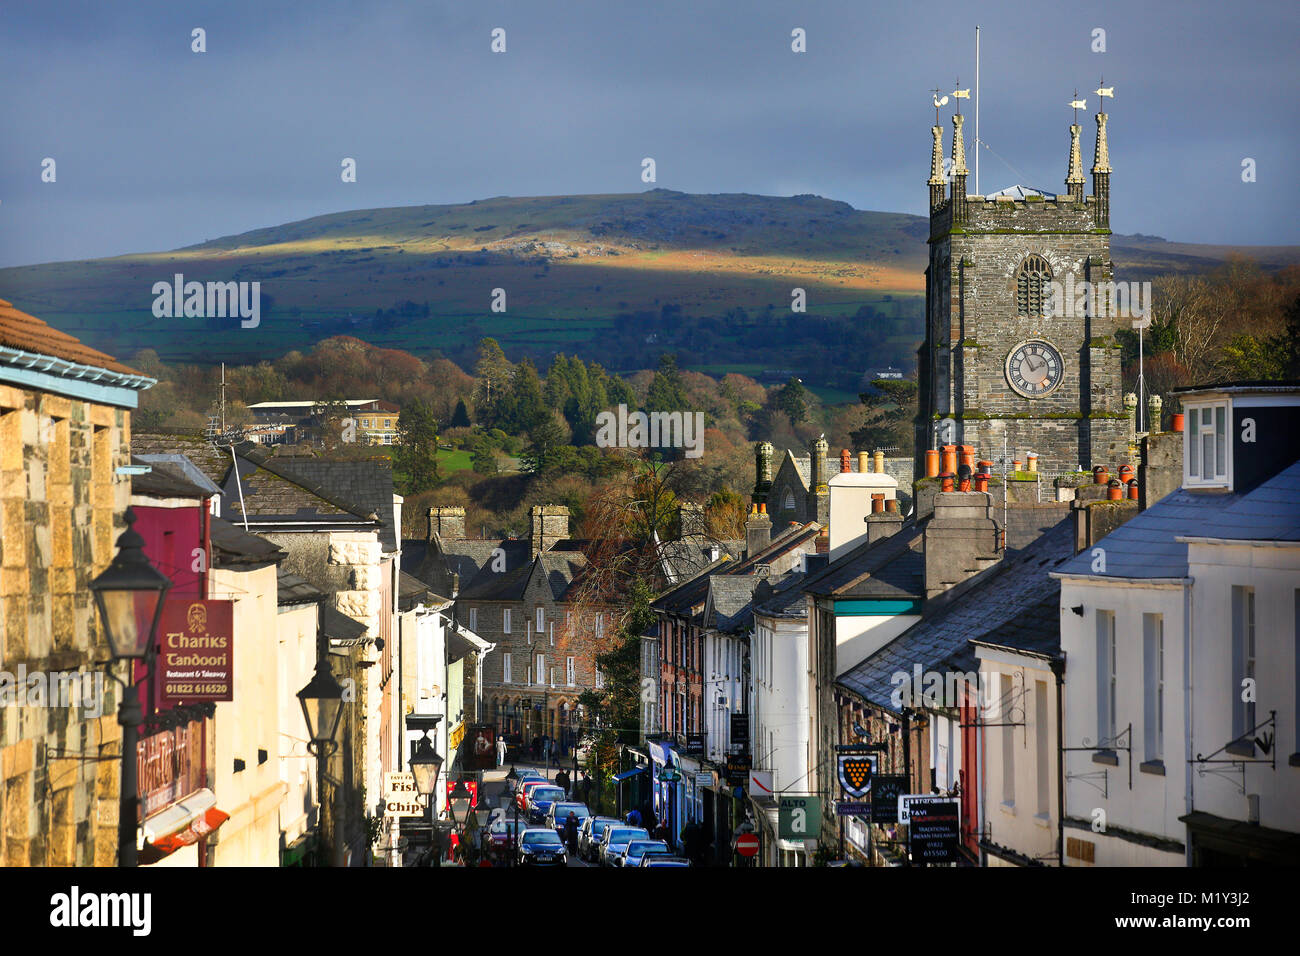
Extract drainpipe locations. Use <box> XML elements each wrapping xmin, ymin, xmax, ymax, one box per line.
<box><xmin>1183</xmin><ymin>580</ymin><xmax>1194</xmax><ymax>866</ymax></box>
<box><xmin>1050</xmin><ymin>656</ymin><xmax>1066</xmax><ymax>867</ymax></box>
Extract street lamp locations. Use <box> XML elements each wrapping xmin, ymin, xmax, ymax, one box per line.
<box><xmin>408</xmin><ymin>730</ymin><xmax>443</xmax><ymax>867</ymax></box>
<box><xmin>298</xmin><ymin>658</ymin><xmax>346</xmax><ymax>866</ymax></box>
<box><xmin>448</xmin><ymin>779</ymin><xmax>473</xmax><ymax>826</ymax></box>
<box><xmin>89</xmin><ymin>507</ymin><xmax>173</xmax><ymax>868</ymax></box>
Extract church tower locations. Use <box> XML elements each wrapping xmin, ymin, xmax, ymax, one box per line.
<box><xmin>916</xmin><ymin>94</ymin><xmax>1129</xmax><ymax>475</ymax></box>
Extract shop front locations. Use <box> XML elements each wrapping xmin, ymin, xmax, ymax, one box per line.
<box><xmin>137</xmin><ymin>716</ymin><xmax>229</xmax><ymax>866</ymax></box>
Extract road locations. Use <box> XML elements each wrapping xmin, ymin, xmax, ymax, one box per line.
<box><xmin>478</xmin><ymin>760</ymin><xmax>601</xmax><ymax>867</ymax></box>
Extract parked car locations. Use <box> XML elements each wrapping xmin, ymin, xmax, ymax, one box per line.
<box><xmin>619</xmin><ymin>839</ymin><xmax>670</xmax><ymax>868</ymax></box>
<box><xmin>640</xmin><ymin>856</ymin><xmax>692</xmax><ymax>868</ymax></box>
<box><xmin>487</xmin><ymin>817</ymin><xmax>527</xmax><ymax>862</ymax></box>
<box><xmin>579</xmin><ymin>816</ymin><xmax>620</xmax><ymax>862</ymax></box>
<box><xmin>515</xmin><ymin>779</ymin><xmax>553</xmax><ymax>811</ymax></box>
<box><xmin>598</xmin><ymin>826</ymin><xmax>648</xmax><ymax>866</ymax></box>
<box><xmin>545</xmin><ymin>802</ymin><xmax>590</xmax><ymax>838</ymax></box>
<box><xmin>517</xmin><ymin>828</ymin><xmax>567</xmax><ymax>867</ymax></box>
<box><xmin>526</xmin><ymin>785</ymin><xmax>566</xmax><ymax>823</ymax></box>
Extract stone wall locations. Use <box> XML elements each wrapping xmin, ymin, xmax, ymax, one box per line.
<box><xmin>0</xmin><ymin>384</ymin><xmax>132</xmax><ymax>866</ymax></box>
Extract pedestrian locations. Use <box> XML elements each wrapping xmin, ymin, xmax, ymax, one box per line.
<box><xmin>495</xmin><ymin>734</ymin><xmax>507</xmax><ymax>768</ymax></box>
<box><xmin>626</xmin><ymin>807</ymin><xmax>641</xmax><ymax>827</ymax></box>
<box><xmin>556</xmin><ymin>768</ymin><xmax>570</xmax><ymax>798</ymax></box>
<box><xmin>565</xmin><ymin>810</ymin><xmax>579</xmax><ymax>854</ymax></box>
<box><xmin>531</xmin><ymin>736</ymin><xmax>540</xmax><ymax>761</ymax></box>
<box><xmin>580</xmin><ymin>771</ymin><xmax>592</xmax><ymax>807</ymax></box>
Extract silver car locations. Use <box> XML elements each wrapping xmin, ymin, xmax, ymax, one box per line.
<box><xmin>580</xmin><ymin>816</ymin><xmax>621</xmax><ymax>862</ymax></box>
<box><xmin>598</xmin><ymin>826</ymin><xmax>648</xmax><ymax>867</ymax></box>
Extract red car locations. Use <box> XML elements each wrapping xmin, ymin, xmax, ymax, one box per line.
<box><xmin>516</xmin><ymin>779</ymin><xmax>553</xmax><ymax>811</ymax></box>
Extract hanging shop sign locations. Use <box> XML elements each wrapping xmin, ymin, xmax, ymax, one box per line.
<box><xmin>729</xmin><ymin>713</ymin><xmax>749</xmax><ymax>748</ymax></box>
<box><xmin>837</xmin><ymin>753</ymin><xmax>876</xmax><ymax>798</ymax></box>
<box><xmin>778</xmin><ymin>795</ymin><xmax>821</xmax><ymax>840</ymax></box>
<box><xmin>383</xmin><ymin>772</ymin><xmax>423</xmax><ymax>818</ymax></box>
<box><xmin>157</xmin><ymin>599</ymin><xmax>234</xmax><ymax>706</ymax></box>
<box><xmin>908</xmin><ymin>799</ymin><xmax>961</xmax><ymax>864</ymax></box>
<box><xmin>870</xmin><ymin>775</ymin><xmax>908</xmax><ymax>824</ymax></box>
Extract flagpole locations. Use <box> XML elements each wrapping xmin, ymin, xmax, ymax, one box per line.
<box><xmin>975</xmin><ymin>25</ymin><xmax>980</xmax><ymax>196</ymax></box>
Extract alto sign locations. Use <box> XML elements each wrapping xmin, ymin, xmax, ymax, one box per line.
<box><xmin>778</xmin><ymin>795</ymin><xmax>821</xmax><ymax>840</ymax></box>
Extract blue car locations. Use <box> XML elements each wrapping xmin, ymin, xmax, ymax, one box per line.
<box><xmin>526</xmin><ymin>785</ymin><xmax>566</xmax><ymax>823</ymax></box>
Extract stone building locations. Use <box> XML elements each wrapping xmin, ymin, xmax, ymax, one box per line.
<box><xmin>0</xmin><ymin>298</ymin><xmax>153</xmax><ymax>866</ymax></box>
<box><xmin>405</xmin><ymin>504</ymin><xmax>606</xmax><ymax>753</ymax></box>
<box><xmin>754</xmin><ymin>438</ymin><xmax>915</xmax><ymax>523</ymax></box>
<box><xmin>918</xmin><ymin>100</ymin><xmax>1131</xmax><ymax>474</ymax></box>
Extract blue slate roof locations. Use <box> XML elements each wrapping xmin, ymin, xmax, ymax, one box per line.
<box><xmin>837</xmin><ymin>517</ymin><xmax>1074</xmax><ymax>712</ymax></box>
<box><xmin>1054</xmin><ymin>461</ymin><xmax>1300</xmax><ymax>581</ymax></box>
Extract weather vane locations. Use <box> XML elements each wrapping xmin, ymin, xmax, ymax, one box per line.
<box><xmin>1095</xmin><ymin>78</ymin><xmax>1114</xmax><ymax>102</ymax></box>
<box><xmin>931</xmin><ymin>87</ymin><xmax>949</xmax><ymax>124</ymax></box>
<box><xmin>952</xmin><ymin>79</ymin><xmax>970</xmax><ymax>115</ymax></box>
<box><xmin>1069</xmin><ymin>89</ymin><xmax>1087</xmax><ymax>124</ymax></box>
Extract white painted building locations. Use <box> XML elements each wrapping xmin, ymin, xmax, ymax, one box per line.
<box><xmin>1053</xmin><ymin>383</ymin><xmax>1300</xmax><ymax>866</ymax></box>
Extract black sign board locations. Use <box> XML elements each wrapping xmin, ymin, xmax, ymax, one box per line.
<box><xmin>870</xmin><ymin>775</ymin><xmax>908</xmax><ymax>824</ymax></box>
<box><xmin>724</xmin><ymin>752</ymin><xmax>752</xmax><ymax>784</ymax></box>
<box><xmin>908</xmin><ymin>798</ymin><xmax>960</xmax><ymax>863</ymax></box>
<box><xmin>835</xmin><ymin>743</ymin><xmax>887</xmax><ymax>753</ymax></box>
<box><xmin>730</xmin><ymin>714</ymin><xmax>749</xmax><ymax>748</ymax></box>
<box><xmin>684</xmin><ymin>734</ymin><xmax>705</xmax><ymax>757</ymax></box>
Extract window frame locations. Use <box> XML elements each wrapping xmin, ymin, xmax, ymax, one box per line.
<box><xmin>1184</xmin><ymin>399</ymin><xmax>1232</xmax><ymax>488</ymax></box>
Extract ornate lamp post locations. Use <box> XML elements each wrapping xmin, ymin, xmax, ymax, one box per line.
<box><xmin>409</xmin><ymin>730</ymin><xmax>444</xmax><ymax>866</ymax></box>
<box><xmin>298</xmin><ymin>658</ymin><xmax>346</xmax><ymax>865</ymax></box>
<box><xmin>89</xmin><ymin>507</ymin><xmax>173</xmax><ymax>868</ymax></box>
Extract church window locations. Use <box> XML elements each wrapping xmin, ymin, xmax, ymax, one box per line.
<box><xmin>1016</xmin><ymin>254</ymin><xmax>1052</xmax><ymax>317</ymax></box>
<box><xmin>783</xmin><ymin>487</ymin><xmax>795</xmax><ymax>511</ymax></box>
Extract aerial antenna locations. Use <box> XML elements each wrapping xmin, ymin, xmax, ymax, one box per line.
<box><xmin>974</xmin><ymin>26</ymin><xmax>980</xmax><ymax>195</ymax></box>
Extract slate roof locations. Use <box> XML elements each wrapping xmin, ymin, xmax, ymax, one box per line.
<box><xmin>969</xmin><ymin>593</ymin><xmax>1062</xmax><ymax>661</ymax></box>
<box><xmin>209</xmin><ymin>516</ymin><xmax>286</xmax><ymax>566</ymax></box>
<box><xmin>322</xmin><ymin>605</ymin><xmax>369</xmax><ymax>641</ymax></box>
<box><xmin>802</xmin><ymin>523</ymin><xmax>926</xmax><ymax>601</ymax></box>
<box><xmin>837</xmin><ymin>517</ymin><xmax>1074</xmax><ymax>711</ymax></box>
<box><xmin>278</xmin><ymin>569</ymin><xmax>324</xmax><ymax>606</ymax></box>
<box><xmin>1176</xmin><ymin>461</ymin><xmax>1300</xmax><ymax>542</ymax></box>
<box><xmin>753</xmin><ymin>570</ymin><xmax>811</xmax><ymax>619</ymax></box>
<box><xmin>704</xmin><ymin>576</ymin><xmax>760</xmax><ymax>633</ymax></box>
<box><xmin>1005</xmin><ymin>502</ymin><xmax>1072</xmax><ymax>551</ymax></box>
<box><xmin>1055</xmin><ymin>461</ymin><xmax>1300</xmax><ymax>581</ymax></box>
<box><xmin>398</xmin><ymin>570</ymin><xmax>450</xmax><ymax>610</ymax></box>
<box><xmin>131</xmin><ymin>457</ymin><xmax>212</xmax><ymax>499</ymax></box>
<box><xmin>255</xmin><ymin>452</ymin><xmax>398</xmax><ymax>552</ymax></box>
<box><xmin>0</xmin><ymin>297</ymin><xmax>141</xmax><ymax>376</ymax></box>
<box><xmin>133</xmin><ymin>434</ymin><xmax>232</xmax><ymax>486</ymax></box>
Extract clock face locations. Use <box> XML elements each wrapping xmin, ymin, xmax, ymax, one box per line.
<box><xmin>1006</xmin><ymin>340</ymin><xmax>1064</xmax><ymax>397</ymax></box>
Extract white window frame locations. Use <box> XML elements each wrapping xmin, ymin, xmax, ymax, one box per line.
<box><xmin>1184</xmin><ymin>400</ymin><xmax>1231</xmax><ymax>488</ymax></box>
<box><xmin>1001</xmin><ymin>673</ymin><xmax>1015</xmax><ymax>808</ymax></box>
<box><xmin>1035</xmin><ymin>680</ymin><xmax>1049</xmax><ymax>817</ymax></box>
<box><xmin>536</xmin><ymin>654</ymin><xmax>545</xmax><ymax>687</ymax></box>
<box><xmin>1143</xmin><ymin>613</ymin><xmax>1164</xmax><ymax>762</ymax></box>
<box><xmin>536</xmin><ymin>607</ymin><xmax>545</xmax><ymax>632</ymax></box>
<box><xmin>1232</xmin><ymin>586</ymin><xmax>1256</xmax><ymax>740</ymax></box>
<box><xmin>1097</xmin><ymin>610</ymin><xmax>1117</xmax><ymax>747</ymax></box>
<box><xmin>502</xmin><ymin>652</ymin><xmax>512</xmax><ymax>684</ymax></box>
<box><xmin>468</xmin><ymin>607</ymin><xmax>477</xmax><ymax>632</ymax></box>
<box><xmin>566</xmin><ymin>656</ymin><xmax>575</xmax><ymax>686</ymax></box>
<box><xmin>502</xmin><ymin>608</ymin><xmax>512</xmax><ymax>634</ymax></box>
<box><xmin>595</xmin><ymin>612</ymin><xmax>605</xmax><ymax>639</ymax></box>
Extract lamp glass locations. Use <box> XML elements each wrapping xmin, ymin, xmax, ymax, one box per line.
<box><xmin>297</xmin><ymin>662</ymin><xmax>345</xmax><ymax>747</ymax></box>
<box><xmin>409</xmin><ymin>737</ymin><xmax>443</xmax><ymax>796</ymax></box>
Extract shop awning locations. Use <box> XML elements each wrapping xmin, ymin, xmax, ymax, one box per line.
<box><xmin>139</xmin><ymin>789</ymin><xmax>230</xmax><ymax>864</ymax></box>
<box><xmin>613</xmin><ymin>766</ymin><xmax>646</xmax><ymax>782</ymax></box>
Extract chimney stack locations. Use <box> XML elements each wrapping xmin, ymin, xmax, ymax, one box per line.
<box><xmin>530</xmin><ymin>504</ymin><xmax>570</xmax><ymax>558</ymax></box>
<box><xmin>428</xmin><ymin>506</ymin><xmax>466</xmax><ymax>542</ymax></box>
<box><xmin>746</xmin><ymin>503</ymin><xmax>772</xmax><ymax>558</ymax></box>
<box><xmin>924</xmin><ymin>490</ymin><xmax>1002</xmax><ymax>600</ymax></box>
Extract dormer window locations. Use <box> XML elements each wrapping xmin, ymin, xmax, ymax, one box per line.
<box><xmin>1015</xmin><ymin>255</ymin><xmax>1052</xmax><ymax>317</ymax></box>
<box><xmin>1185</xmin><ymin>400</ymin><xmax>1230</xmax><ymax>488</ymax></box>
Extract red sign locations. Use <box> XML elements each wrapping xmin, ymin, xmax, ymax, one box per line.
<box><xmin>446</xmin><ymin>779</ymin><xmax>479</xmax><ymax>808</ymax></box>
<box><xmin>137</xmin><ymin>720</ymin><xmax>204</xmax><ymax>821</ymax></box>
<box><xmin>157</xmin><ymin>599</ymin><xmax>234</xmax><ymax>705</ymax></box>
<box><xmin>735</xmin><ymin>832</ymin><xmax>760</xmax><ymax>858</ymax></box>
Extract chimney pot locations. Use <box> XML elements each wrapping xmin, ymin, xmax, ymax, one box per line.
<box><xmin>958</xmin><ymin>445</ymin><xmax>975</xmax><ymax>469</ymax></box>
<box><xmin>974</xmin><ymin>473</ymin><xmax>989</xmax><ymax>493</ymax></box>
<box><xmin>1127</xmin><ymin>478</ymin><xmax>1140</xmax><ymax>500</ymax></box>
<box><xmin>1171</xmin><ymin>412</ymin><xmax>1185</xmax><ymax>433</ymax></box>
<box><xmin>1118</xmin><ymin>464</ymin><xmax>1134</xmax><ymax>483</ymax></box>
<box><xmin>885</xmin><ymin>498</ymin><xmax>899</xmax><ymax>514</ymax></box>
<box><xmin>871</xmin><ymin>494</ymin><xmax>885</xmax><ymax>514</ymax></box>
<box><xmin>1107</xmin><ymin>478</ymin><xmax>1123</xmax><ymax>500</ymax></box>
<box><xmin>1093</xmin><ymin>465</ymin><xmax>1109</xmax><ymax>485</ymax></box>
<box><xmin>858</xmin><ymin>451</ymin><xmax>870</xmax><ymax>474</ymax></box>
<box><xmin>1027</xmin><ymin>453</ymin><xmax>1039</xmax><ymax>473</ymax></box>
<box><xmin>941</xmin><ymin>444</ymin><xmax>958</xmax><ymax>475</ymax></box>
<box><xmin>840</xmin><ymin>449</ymin><xmax>852</xmax><ymax>473</ymax></box>
<box><xmin>873</xmin><ymin>450</ymin><xmax>885</xmax><ymax>474</ymax></box>
<box><xmin>925</xmin><ymin>449</ymin><xmax>941</xmax><ymax>478</ymax></box>
<box><xmin>977</xmin><ymin>460</ymin><xmax>994</xmax><ymax>476</ymax></box>
<box><xmin>940</xmin><ymin>473</ymin><xmax>955</xmax><ymax>493</ymax></box>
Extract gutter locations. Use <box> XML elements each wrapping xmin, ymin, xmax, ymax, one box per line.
<box><xmin>0</xmin><ymin>344</ymin><xmax>156</xmax><ymax>390</ymax></box>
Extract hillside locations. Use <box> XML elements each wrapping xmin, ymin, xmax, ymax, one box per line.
<box><xmin>2</xmin><ymin>189</ymin><xmax>1295</xmax><ymax>390</ymax></box>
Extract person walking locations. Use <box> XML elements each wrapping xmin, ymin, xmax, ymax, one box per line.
<box><xmin>564</xmin><ymin>810</ymin><xmax>580</xmax><ymax>855</ymax></box>
<box><xmin>579</xmin><ymin>771</ymin><xmax>592</xmax><ymax>807</ymax></box>
<box><xmin>495</xmin><ymin>734</ymin><xmax>507</xmax><ymax>768</ymax></box>
<box><xmin>555</xmin><ymin>768</ymin><xmax>570</xmax><ymax>798</ymax></box>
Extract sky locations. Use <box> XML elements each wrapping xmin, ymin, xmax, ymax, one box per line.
<box><xmin>1</xmin><ymin>0</ymin><xmax>1297</xmax><ymax>268</ymax></box>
